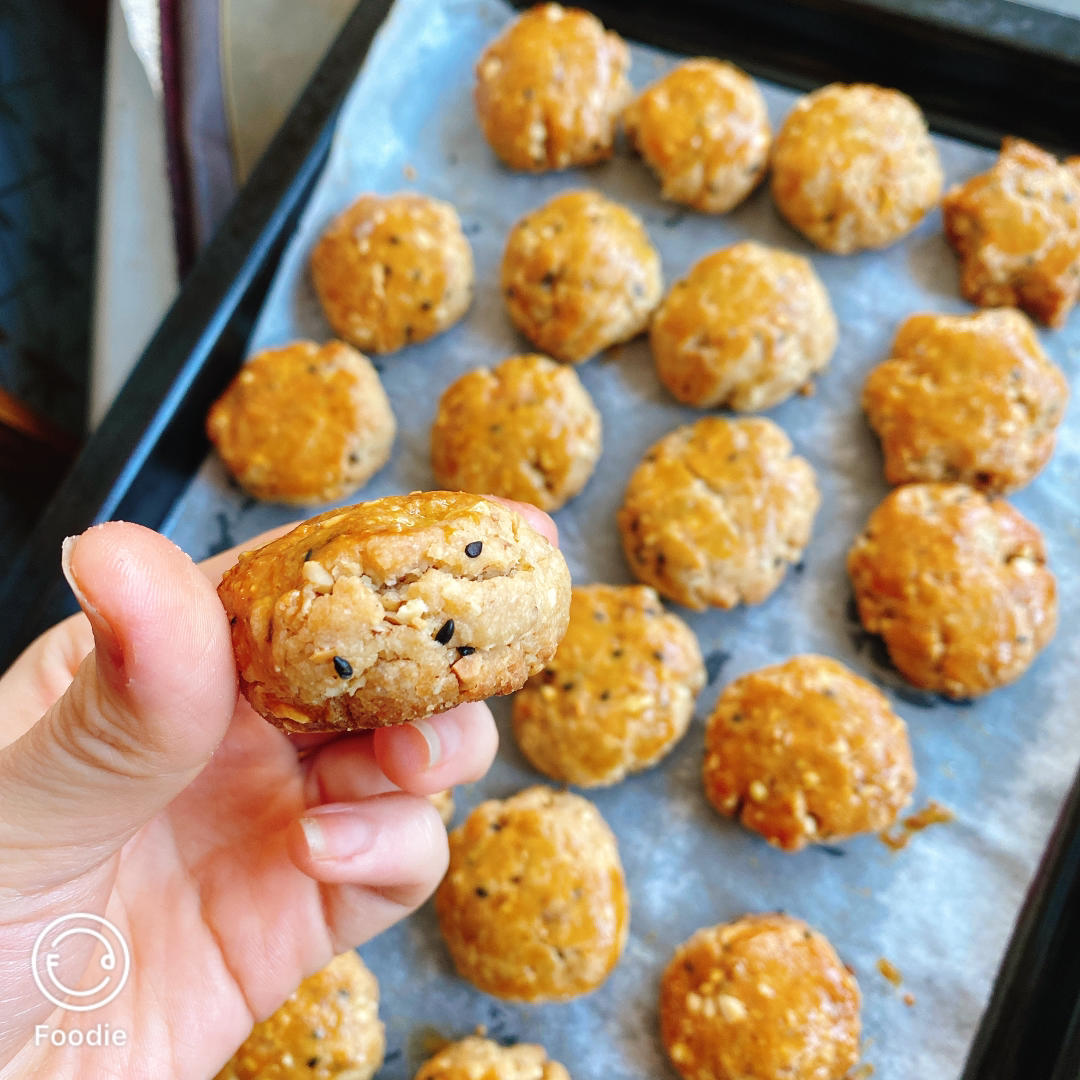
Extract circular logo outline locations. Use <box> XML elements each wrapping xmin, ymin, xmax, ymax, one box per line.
<box><xmin>31</xmin><ymin>913</ymin><xmax>131</xmax><ymax>1012</ymax></box>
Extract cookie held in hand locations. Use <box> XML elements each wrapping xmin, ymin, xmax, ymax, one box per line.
<box><xmin>218</xmin><ymin>492</ymin><xmax>571</xmax><ymax>732</ymax></box>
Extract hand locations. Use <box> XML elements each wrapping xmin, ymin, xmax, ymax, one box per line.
<box><xmin>0</xmin><ymin>502</ymin><xmax>556</xmax><ymax>1079</ymax></box>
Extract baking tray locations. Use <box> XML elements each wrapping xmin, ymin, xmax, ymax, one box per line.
<box><xmin>2</xmin><ymin>1</ymin><xmax>1078</xmax><ymax>1076</ymax></box>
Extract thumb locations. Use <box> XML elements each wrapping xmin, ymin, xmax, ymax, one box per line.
<box><xmin>0</xmin><ymin>522</ymin><xmax>238</xmax><ymax>890</ymax></box>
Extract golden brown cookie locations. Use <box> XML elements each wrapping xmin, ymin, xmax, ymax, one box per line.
<box><xmin>474</xmin><ymin>4</ymin><xmax>630</xmax><ymax>172</ymax></box>
<box><xmin>660</xmin><ymin>914</ymin><xmax>861</xmax><ymax>1080</ymax></box>
<box><xmin>435</xmin><ymin>786</ymin><xmax>629</xmax><ymax>1002</ymax></box>
<box><xmin>414</xmin><ymin>1036</ymin><xmax>570</xmax><ymax>1080</ymax></box>
<box><xmin>703</xmin><ymin>655</ymin><xmax>916</xmax><ymax>851</ymax></box>
<box><xmin>501</xmin><ymin>190</ymin><xmax>662</xmax><ymax>364</ymax></box>
<box><xmin>218</xmin><ymin>492</ymin><xmax>572</xmax><ymax>732</ymax></box>
<box><xmin>617</xmin><ymin>417</ymin><xmax>819</xmax><ymax>610</ymax></box>
<box><xmin>651</xmin><ymin>242</ymin><xmax>837</xmax><ymax>411</ymax></box>
<box><xmin>513</xmin><ymin>584</ymin><xmax>704</xmax><ymax>786</ymax></box>
<box><xmin>430</xmin><ymin>354</ymin><xmax>602</xmax><ymax>512</ymax></box>
<box><xmin>205</xmin><ymin>341</ymin><xmax>395</xmax><ymax>505</ymax></box>
<box><xmin>623</xmin><ymin>58</ymin><xmax>771</xmax><ymax>214</ymax></box>
<box><xmin>847</xmin><ymin>483</ymin><xmax>1057</xmax><ymax>698</ymax></box>
<box><xmin>311</xmin><ymin>193</ymin><xmax>473</xmax><ymax>353</ymax></box>
<box><xmin>943</xmin><ymin>137</ymin><xmax>1080</xmax><ymax>328</ymax></box>
<box><xmin>430</xmin><ymin>789</ymin><xmax>455</xmax><ymax>826</ymax></box>
<box><xmin>771</xmin><ymin>83</ymin><xmax>942</xmax><ymax>254</ymax></box>
<box><xmin>863</xmin><ymin>309</ymin><xmax>1069</xmax><ymax>493</ymax></box>
<box><xmin>214</xmin><ymin>952</ymin><xmax>384</xmax><ymax>1080</ymax></box>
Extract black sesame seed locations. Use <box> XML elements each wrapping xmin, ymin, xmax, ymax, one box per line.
<box><xmin>458</xmin><ymin>645</ymin><xmax>476</xmax><ymax>656</ymax></box>
<box><xmin>307</xmin><ymin>1057</ymin><xmax>319</xmax><ymax>1068</ymax></box>
<box><xmin>304</xmin><ymin>548</ymin><xmax>313</xmax><ymax>561</ymax></box>
<box><xmin>562</xmin><ymin>682</ymin><xmax>575</xmax><ymax>691</ymax></box>
<box><xmin>435</xmin><ymin>618</ymin><xmax>455</xmax><ymax>645</ymax></box>
<box><xmin>600</xmin><ymin>690</ymin><xmax>611</xmax><ymax>701</ymax></box>
<box><xmin>475</xmin><ymin>886</ymin><xmax>489</xmax><ymax>898</ymax></box>
<box><xmin>465</xmin><ymin>540</ymin><xmax>483</xmax><ymax>558</ymax></box>
<box><xmin>229</xmin><ymin>616</ymin><xmax>237</xmax><ymax>626</ymax></box>
<box><xmin>653</xmin><ymin>650</ymin><xmax>664</xmax><ymax>662</ymax></box>
<box><xmin>332</xmin><ymin>656</ymin><xmax>353</xmax><ymax>678</ymax></box>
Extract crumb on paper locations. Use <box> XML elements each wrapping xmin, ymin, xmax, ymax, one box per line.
<box><xmin>877</xmin><ymin>957</ymin><xmax>903</xmax><ymax>987</ymax></box>
<box><xmin>904</xmin><ymin>992</ymin><xmax>916</xmax><ymax>1006</ymax></box>
<box><xmin>850</xmin><ymin>1063</ymin><xmax>875</xmax><ymax>1079</ymax></box>
<box><xmin>798</xmin><ymin>381</ymin><xmax>816</xmax><ymax>397</ymax></box>
<box><xmin>403</xmin><ymin>163</ymin><xmax>417</xmax><ymax>180</ymax></box>
<box><xmin>880</xmin><ymin>799</ymin><xmax>955</xmax><ymax>851</ymax></box>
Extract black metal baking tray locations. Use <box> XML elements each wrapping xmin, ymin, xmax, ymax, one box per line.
<box><xmin>1</xmin><ymin>1</ymin><xmax>1077</xmax><ymax>1075</ymax></box>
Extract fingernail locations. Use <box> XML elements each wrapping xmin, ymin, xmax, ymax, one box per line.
<box><xmin>407</xmin><ymin>719</ymin><xmax>443</xmax><ymax>769</ymax></box>
<box><xmin>61</xmin><ymin>533</ymin><xmax>124</xmax><ymax>673</ymax></box>
<box><xmin>299</xmin><ymin>805</ymin><xmax>376</xmax><ymax>861</ymax></box>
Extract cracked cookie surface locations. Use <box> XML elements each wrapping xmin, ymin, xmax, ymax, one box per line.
<box><xmin>847</xmin><ymin>483</ymin><xmax>1056</xmax><ymax>698</ymax></box>
<box><xmin>414</xmin><ymin>1036</ymin><xmax>570</xmax><ymax>1080</ymax></box>
<box><xmin>474</xmin><ymin>4</ymin><xmax>630</xmax><ymax>172</ymax></box>
<box><xmin>703</xmin><ymin>655</ymin><xmax>915</xmax><ymax>851</ymax></box>
<box><xmin>863</xmin><ymin>309</ymin><xmax>1068</xmax><ymax>493</ymax></box>
<box><xmin>943</xmin><ymin>138</ymin><xmax>1080</xmax><ymax>328</ymax></box>
<box><xmin>617</xmin><ymin>417</ymin><xmax>819</xmax><ymax>610</ymax></box>
<box><xmin>218</xmin><ymin>492</ymin><xmax>571</xmax><ymax>732</ymax></box>
<box><xmin>205</xmin><ymin>340</ymin><xmax>395</xmax><ymax>506</ymax></box>
<box><xmin>214</xmin><ymin>951</ymin><xmax>384</xmax><ymax>1080</ymax></box>
<box><xmin>435</xmin><ymin>786</ymin><xmax>628</xmax><ymax>1002</ymax></box>
<box><xmin>771</xmin><ymin>82</ymin><xmax>942</xmax><ymax>254</ymax></box>
<box><xmin>660</xmin><ymin>915</ymin><xmax>860</xmax><ymax>1080</ymax></box>
<box><xmin>431</xmin><ymin>353</ymin><xmax>602</xmax><ymax>511</ymax></box>
<box><xmin>513</xmin><ymin>584</ymin><xmax>704</xmax><ymax>786</ymax></box>
<box><xmin>651</xmin><ymin>241</ymin><xmax>837</xmax><ymax>411</ymax></box>
<box><xmin>501</xmin><ymin>190</ymin><xmax>662</xmax><ymax>364</ymax></box>
<box><xmin>311</xmin><ymin>192</ymin><xmax>473</xmax><ymax>354</ymax></box>
<box><xmin>623</xmin><ymin>58</ymin><xmax>770</xmax><ymax>214</ymax></box>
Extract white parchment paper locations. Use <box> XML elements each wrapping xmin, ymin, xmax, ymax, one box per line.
<box><xmin>163</xmin><ymin>0</ymin><xmax>1080</xmax><ymax>1075</ymax></box>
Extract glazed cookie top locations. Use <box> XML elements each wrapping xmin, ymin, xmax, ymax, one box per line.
<box><xmin>623</xmin><ymin>58</ymin><xmax>771</xmax><ymax>214</ymax></box>
<box><xmin>474</xmin><ymin>4</ymin><xmax>630</xmax><ymax>171</ymax></box>
<box><xmin>205</xmin><ymin>340</ymin><xmax>396</xmax><ymax>506</ymax></box>
<box><xmin>771</xmin><ymin>82</ymin><xmax>943</xmax><ymax>254</ymax></box>
<box><xmin>310</xmin><ymin>192</ymin><xmax>473</xmax><ymax>354</ymax></box>
<box><xmin>660</xmin><ymin>914</ymin><xmax>861</xmax><ymax>1080</ymax></box>
<box><xmin>430</xmin><ymin>353</ymin><xmax>602</xmax><ymax>512</ymax></box>
<box><xmin>218</xmin><ymin>493</ymin><xmax>571</xmax><ymax>731</ymax></box>
<box><xmin>414</xmin><ymin>1036</ymin><xmax>570</xmax><ymax>1080</ymax></box>
<box><xmin>863</xmin><ymin>309</ymin><xmax>1069</xmax><ymax>493</ymax></box>
<box><xmin>501</xmin><ymin>190</ymin><xmax>662</xmax><ymax>364</ymax></box>
<box><xmin>618</xmin><ymin>417</ymin><xmax>820</xmax><ymax>610</ymax></box>
<box><xmin>513</xmin><ymin>584</ymin><xmax>705</xmax><ymax>787</ymax></box>
<box><xmin>943</xmin><ymin>137</ymin><xmax>1080</xmax><ymax>327</ymax></box>
<box><xmin>214</xmin><ymin>952</ymin><xmax>384</xmax><ymax>1080</ymax></box>
<box><xmin>435</xmin><ymin>786</ymin><xmax>629</xmax><ymax>1002</ymax></box>
<box><xmin>704</xmin><ymin>655</ymin><xmax>916</xmax><ymax>851</ymax></box>
<box><xmin>847</xmin><ymin>483</ymin><xmax>1057</xmax><ymax>698</ymax></box>
<box><xmin>650</xmin><ymin>242</ymin><xmax>837</xmax><ymax>411</ymax></box>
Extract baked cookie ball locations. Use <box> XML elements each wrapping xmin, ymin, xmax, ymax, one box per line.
<box><xmin>430</xmin><ymin>789</ymin><xmax>455</xmax><ymax>826</ymax></box>
<box><xmin>848</xmin><ymin>483</ymin><xmax>1057</xmax><ymax>698</ymax></box>
<box><xmin>474</xmin><ymin>4</ymin><xmax>630</xmax><ymax>172</ymax></box>
<box><xmin>431</xmin><ymin>354</ymin><xmax>602</xmax><ymax>512</ymax></box>
<box><xmin>617</xmin><ymin>417</ymin><xmax>819</xmax><ymax>610</ymax></box>
<box><xmin>311</xmin><ymin>193</ymin><xmax>473</xmax><ymax>353</ymax></box>
<box><xmin>501</xmin><ymin>190</ymin><xmax>662</xmax><ymax>364</ymax></box>
<box><xmin>660</xmin><ymin>914</ymin><xmax>861</xmax><ymax>1080</ymax></box>
<box><xmin>414</xmin><ymin>1036</ymin><xmax>570</xmax><ymax>1080</ymax></box>
<box><xmin>703</xmin><ymin>655</ymin><xmax>916</xmax><ymax>852</ymax></box>
<box><xmin>771</xmin><ymin>83</ymin><xmax>943</xmax><ymax>254</ymax></box>
<box><xmin>623</xmin><ymin>58</ymin><xmax>771</xmax><ymax>214</ymax></box>
<box><xmin>218</xmin><ymin>492</ymin><xmax>571</xmax><ymax>732</ymax></box>
<box><xmin>943</xmin><ymin>137</ymin><xmax>1080</xmax><ymax>328</ymax></box>
<box><xmin>214</xmin><ymin>951</ymin><xmax>384</xmax><ymax>1080</ymax></box>
<box><xmin>435</xmin><ymin>786</ymin><xmax>629</xmax><ymax>1001</ymax></box>
<box><xmin>863</xmin><ymin>309</ymin><xmax>1069</xmax><ymax>493</ymax></box>
<box><xmin>205</xmin><ymin>341</ymin><xmax>395</xmax><ymax>505</ymax></box>
<box><xmin>513</xmin><ymin>585</ymin><xmax>704</xmax><ymax>786</ymax></box>
<box><xmin>651</xmin><ymin>242</ymin><xmax>837</xmax><ymax>411</ymax></box>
